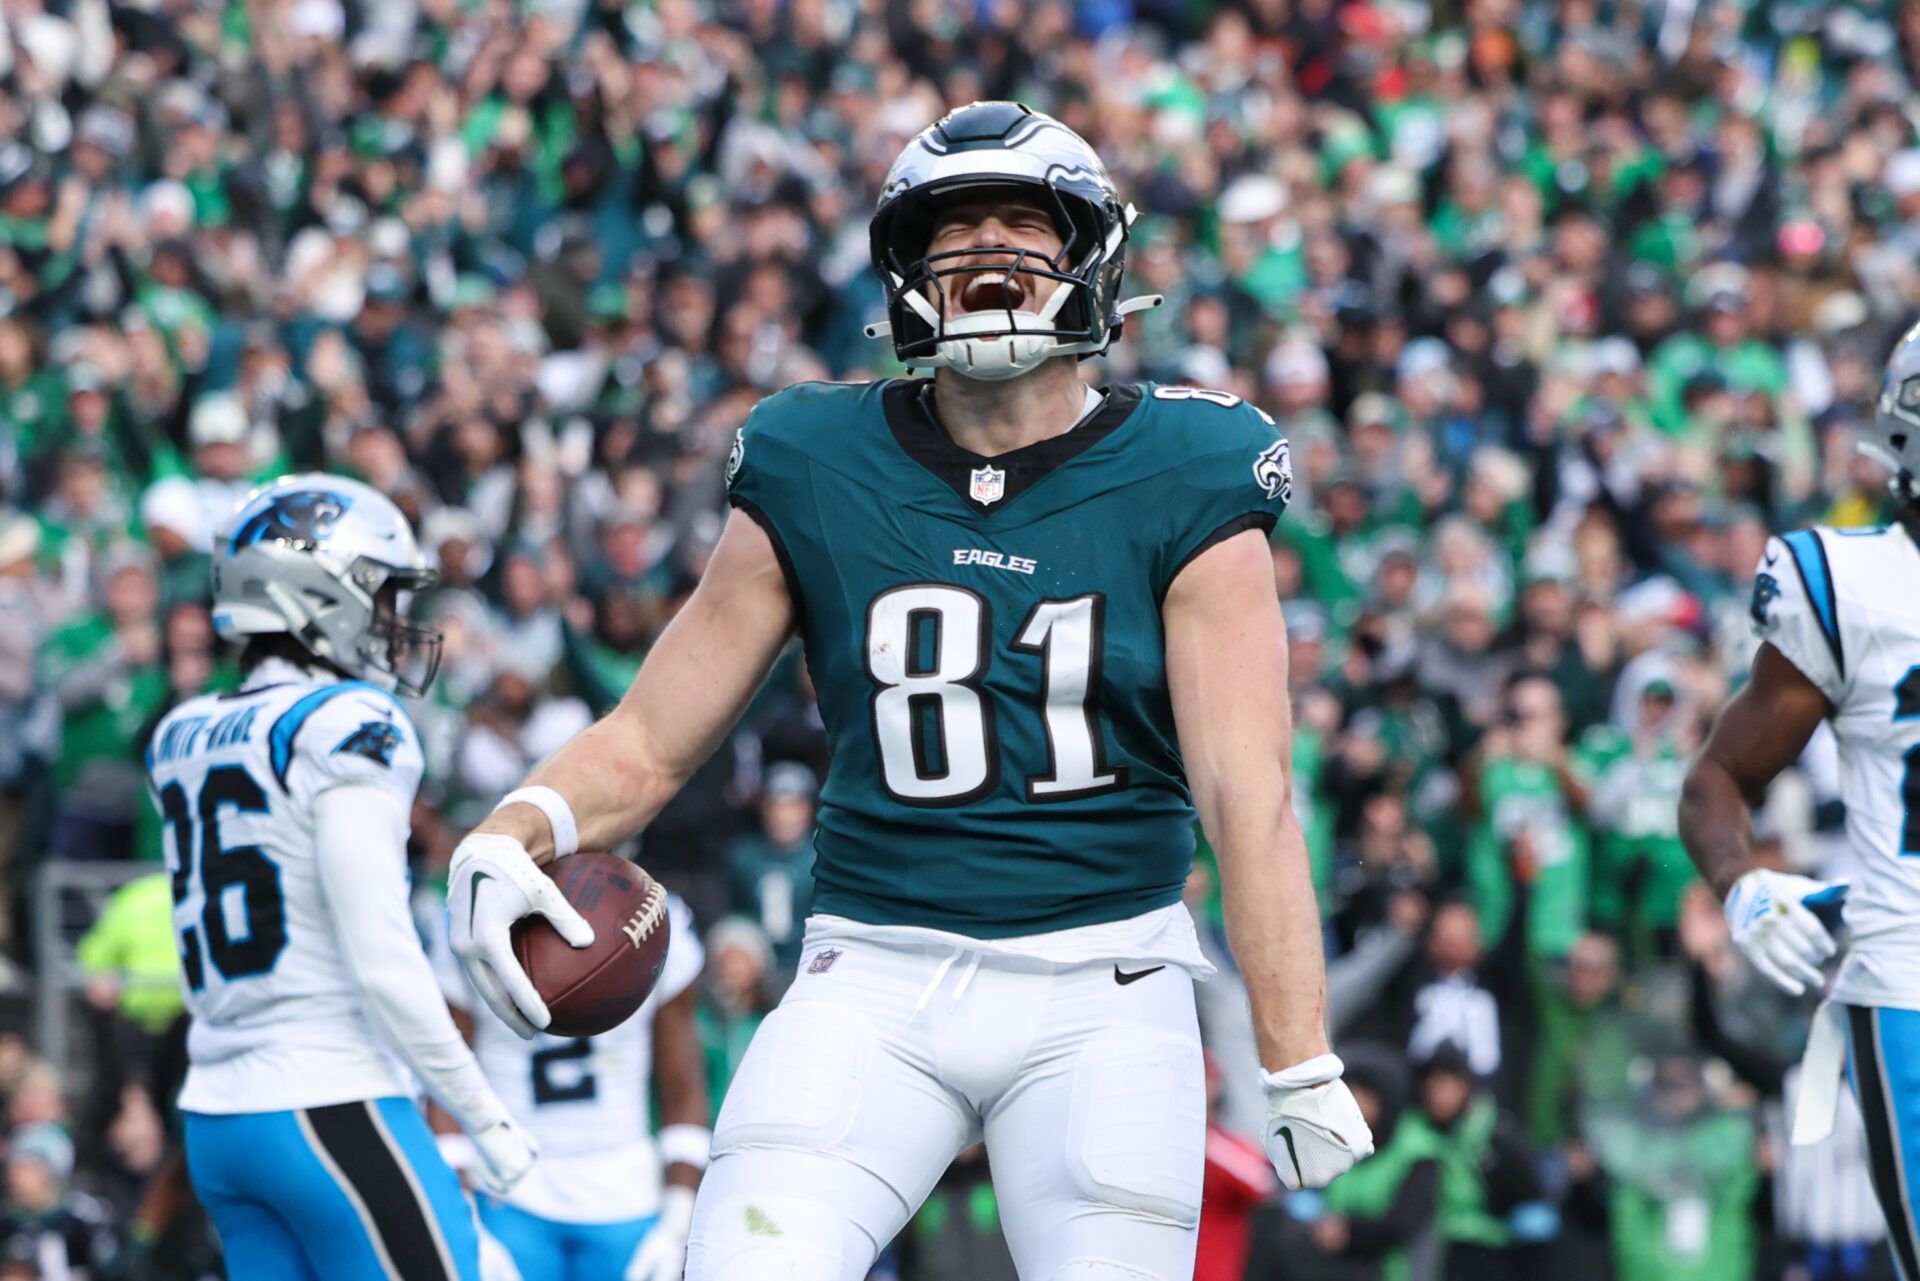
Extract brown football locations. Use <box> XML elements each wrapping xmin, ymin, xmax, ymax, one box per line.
<box><xmin>511</xmin><ymin>852</ymin><xmax>670</xmax><ymax>1038</ymax></box>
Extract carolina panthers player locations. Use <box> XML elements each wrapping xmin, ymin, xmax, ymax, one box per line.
<box><xmin>447</xmin><ymin>101</ymin><xmax>1372</xmax><ymax>1280</ymax></box>
<box><xmin>1682</xmin><ymin>319</ymin><xmax>1920</xmax><ymax>1280</ymax></box>
<box><xmin>148</xmin><ymin>475</ymin><xmax>536</xmax><ymax>1280</ymax></box>
<box><xmin>433</xmin><ymin>891</ymin><xmax>710</xmax><ymax>1281</ymax></box>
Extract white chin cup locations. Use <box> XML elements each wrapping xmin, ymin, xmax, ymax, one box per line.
<box><xmin>933</xmin><ymin>315</ymin><xmax>1060</xmax><ymax>380</ymax></box>
<box><xmin>901</xmin><ymin>275</ymin><xmax>1083</xmax><ymax>380</ymax></box>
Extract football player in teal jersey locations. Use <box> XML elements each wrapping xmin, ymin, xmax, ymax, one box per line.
<box><xmin>446</xmin><ymin>101</ymin><xmax>1372</xmax><ymax>1280</ymax></box>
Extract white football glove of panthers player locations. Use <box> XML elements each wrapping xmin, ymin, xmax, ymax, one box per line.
<box><xmin>1724</xmin><ymin>869</ymin><xmax>1848</xmax><ymax>997</ymax></box>
<box><xmin>470</xmin><ymin>1117</ymin><xmax>539</xmax><ymax>1198</ymax></box>
<box><xmin>624</xmin><ymin>1186</ymin><xmax>695</xmax><ymax>1281</ymax></box>
<box><xmin>448</xmin><ymin>833</ymin><xmax>595</xmax><ymax>1038</ymax></box>
<box><xmin>1263</xmin><ymin>1054</ymin><xmax>1374</xmax><ymax>1191</ymax></box>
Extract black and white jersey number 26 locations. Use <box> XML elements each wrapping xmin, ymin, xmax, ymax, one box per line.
<box><xmin>864</xmin><ymin>584</ymin><xmax>1128</xmax><ymax>806</ymax></box>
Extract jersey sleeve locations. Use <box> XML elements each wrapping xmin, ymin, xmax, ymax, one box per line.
<box><xmin>1153</xmin><ymin>397</ymin><xmax>1292</xmax><ymax>597</ymax></box>
<box><xmin>723</xmin><ymin>392</ymin><xmax>807</xmax><ymax>615</ymax></box>
<box><xmin>271</xmin><ymin>683</ymin><xmax>425</xmax><ymax>812</ymax></box>
<box><xmin>1750</xmin><ymin>531</ymin><xmax>1846</xmax><ymax>702</ymax></box>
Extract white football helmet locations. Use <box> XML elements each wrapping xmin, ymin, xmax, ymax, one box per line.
<box><xmin>865</xmin><ymin>100</ymin><xmax>1160</xmax><ymax>381</ymax></box>
<box><xmin>1868</xmin><ymin>317</ymin><xmax>1920</xmax><ymax>501</ymax></box>
<box><xmin>211</xmin><ymin>474</ymin><xmax>442</xmax><ymax>695</ymax></box>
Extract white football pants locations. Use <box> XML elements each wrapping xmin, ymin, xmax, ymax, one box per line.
<box><xmin>684</xmin><ymin>933</ymin><xmax>1206</xmax><ymax>1281</ymax></box>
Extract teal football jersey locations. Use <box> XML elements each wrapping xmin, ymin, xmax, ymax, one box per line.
<box><xmin>726</xmin><ymin>378</ymin><xmax>1292</xmax><ymax>937</ymax></box>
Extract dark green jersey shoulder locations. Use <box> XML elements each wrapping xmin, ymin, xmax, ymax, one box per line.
<box><xmin>726</xmin><ymin>377</ymin><xmax>1291</xmax><ymax>938</ymax></box>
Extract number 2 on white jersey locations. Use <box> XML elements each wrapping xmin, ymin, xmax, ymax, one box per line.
<box><xmin>865</xmin><ymin>584</ymin><xmax>1127</xmax><ymax>805</ymax></box>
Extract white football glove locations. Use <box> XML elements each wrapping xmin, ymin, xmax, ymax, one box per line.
<box><xmin>470</xmin><ymin>1117</ymin><xmax>539</xmax><ymax>1198</ymax></box>
<box><xmin>1262</xmin><ymin>1054</ymin><xmax>1374</xmax><ymax>1191</ymax></box>
<box><xmin>624</xmin><ymin>1185</ymin><xmax>696</xmax><ymax>1281</ymax></box>
<box><xmin>1724</xmin><ymin>869</ymin><xmax>1848</xmax><ymax>996</ymax></box>
<box><xmin>447</xmin><ymin>832</ymin><xmax>595</xmax><ymax>1038</ymax></box>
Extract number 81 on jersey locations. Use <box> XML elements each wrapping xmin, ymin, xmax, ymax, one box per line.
<box><xmin>864</xmin><ymin>584</ymin><xmax>1127</xmax><ymax>806</ymax></box>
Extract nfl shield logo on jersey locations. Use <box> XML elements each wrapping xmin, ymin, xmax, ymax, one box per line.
<box><xmin>807</xmin><ymin>948</ymin><xmax>842</xmax><ymax>975</ymax></box>
<box><xmin>969</xmin><ymin>466</ymin><xmax>1006</xmax><ymax>505</ymax></box>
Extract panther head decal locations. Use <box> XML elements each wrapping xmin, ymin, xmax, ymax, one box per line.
<box><xmin>229</xmin><ymin>491</ymin><xmax>351</xmax><ymax>554</ymax></box>
<box><xmin>1749</xmin><ymin>571</ymin><xmax>1780</xmax><ymax>629</ymax></box>
<box><xmin>333</xmin><ymin>719</ymin><xmax>402</xmax><ymax>768</ymax></box>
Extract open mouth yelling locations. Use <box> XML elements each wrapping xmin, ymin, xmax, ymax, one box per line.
<box><xmin>956</xmin><ymin>272</ymin><xmax>1029</xmax><ymax>314</ymax></box>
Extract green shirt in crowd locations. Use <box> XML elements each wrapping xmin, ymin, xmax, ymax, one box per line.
<box><xmin>1468</xmin><ymin>758</ymin><xmax>1589</xmax><ymax>959</ymax></box>
<box><xmin>1590</xmin><ymin>1107</ymin><xmax>1758</xmax><ymax>1281</ymax></box>
<box><xmin>1580</xmin><ymin>726</ymin><xmax>1698</xmax><ymax>942</ymax></box>
<box><xmin>40</xmin><ymin>613</ymin><xmax>168</xmax><ymax>801</ymax></box>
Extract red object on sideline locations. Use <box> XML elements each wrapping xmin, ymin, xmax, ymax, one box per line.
<box><xmin>1195</xmin><ymin>1122</ymin><xmax>1279</xmax><ymax>1281</ymax></box>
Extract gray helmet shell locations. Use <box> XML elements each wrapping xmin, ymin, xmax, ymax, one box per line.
<box><xmin>1871</xmin><ymin>317</ymin><xmax>1920</xmax><ymax>502</ymax></box>
<box><xmin>212</xmin><ymin>474</ymin><xmax>442</xmax><ymax>695</ymax></box>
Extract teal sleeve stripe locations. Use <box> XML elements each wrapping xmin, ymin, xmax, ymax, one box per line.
<box><xmin>267</xmin><ymin>681</ymin><xmax>385</xmax><ymax>790</ymax></box>
<box><xmin>1782</xmin><ymin>529</ymin><xmax>1844</xmax><ymax>678</ymax></box>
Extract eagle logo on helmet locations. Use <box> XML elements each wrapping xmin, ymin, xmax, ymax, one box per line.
<box><xmin>230</xmin><ymin>491</ymin><xmax>351</xmax><ymax>554</ymax></box>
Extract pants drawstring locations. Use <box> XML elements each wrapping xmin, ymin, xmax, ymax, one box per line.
<box><xmin>950</xmin><ymin>951</ymin><xmax>981</xmax><ymax>1008</ymax></box>
<box><xmin>908</xmin><ymin>949</ymin><xmax>982</xmax><ymax>1021</ymax></box>
<box><xmin>910</xmin><ymin>951</ymin><xmax>958</xmax><ymax>1022</ymax></box>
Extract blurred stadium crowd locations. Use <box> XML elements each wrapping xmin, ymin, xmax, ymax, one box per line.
<box><xmin>0</xmin><ymin>0</ymin><xmax>1917</xmax><ymax>1276</ymax></box>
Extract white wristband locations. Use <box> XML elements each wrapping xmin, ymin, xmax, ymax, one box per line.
<box><xmin>496</xmin><ymin>786</ymin><xmax>580</xmax><ymax>859</ymax></box>
<box><xmin>1261</xmin><ymin>1053</ymin><xmax>1345</xmax><ymax>1091</ymax></box>
<box><xmin>657</xmin><ymin>1123</ymin><xmax>713</xmax><ymax>1171</ymax></box>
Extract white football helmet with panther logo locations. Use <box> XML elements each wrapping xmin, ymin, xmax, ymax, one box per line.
<box><xmin>211</xmin><ymin>473</ymin><xmax>442</xmax><ymax>695</ymax></box>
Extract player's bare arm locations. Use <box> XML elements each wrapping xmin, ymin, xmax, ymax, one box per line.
<box><xmin>625</xmin><ymin>983</ymin><xmax>709</xmax><ymax>1281</ymax></box>
<box><xmin>1163</xmin><ymin>526</ymin><xmax>1373</xmax><ymax>1188</ymax></box>
<box><xmin>1163</xmin><ymin>528</ymin><xmax>1325</xmax><ymax>1066</ymax></box>
<box><xmin>450</xmin><ymin>509</ymin><xmax>794</xmax><ymax>1036</ymax></box>
<box><xmin>1680</xmin><ymin>640</ymin><xmax>1847</xmax><ymax>995</ymax></box>
<box><xmin>1680</xmin><ymin>642</ymin><xmax>1831</xmax><ymax>895</ymax></box>
<box><xmin>651</xmin><ymin>984</ymin><xmax>710</xmax><ymax>1193</ymax></box>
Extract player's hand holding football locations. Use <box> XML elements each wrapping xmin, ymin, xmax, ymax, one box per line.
<box><xmin>470</xmin><ymin>1116</ymin><xmax>539</xmax><ymax>1197</ymax></box>
<box><xmin>1262</xmin><ymin>1054</ymin><xmax>1374</xmax><ymax>1190</ymax></box>
<box><xmin>1724</xmin><ymin>868</ymin><xmax>1848</xmax><ymax>996</ymax></box>
<box><xmin>448</xmin><ymin>831</ymin><xmax>595</xmax><ymax>1038</ymax></box>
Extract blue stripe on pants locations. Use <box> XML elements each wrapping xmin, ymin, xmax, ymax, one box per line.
<box><xmin>479</xmin><ymin>1198</ymin><xmax>657</xmax><ymax>1281</ymax></box>
<box><xmin>1846</xmin><ymin>1005</ymin><xmax>1920</xmax><ymax>1281</ymax></box>
<box><xmin>185</xmin><ymin>1099</ymin><xmax>481</xmax><ymax>1281</ymax></box>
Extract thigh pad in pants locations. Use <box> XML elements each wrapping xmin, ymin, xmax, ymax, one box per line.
<box><xmin>1062</xmin><ymin>1027</ymin><xmax>1206</xmax><ymax>1227</ymax></box>
<box><xmin>713</xmin><ymin>1003</ymin><xmax>878</xmax><ymax>1153</ymax></box>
